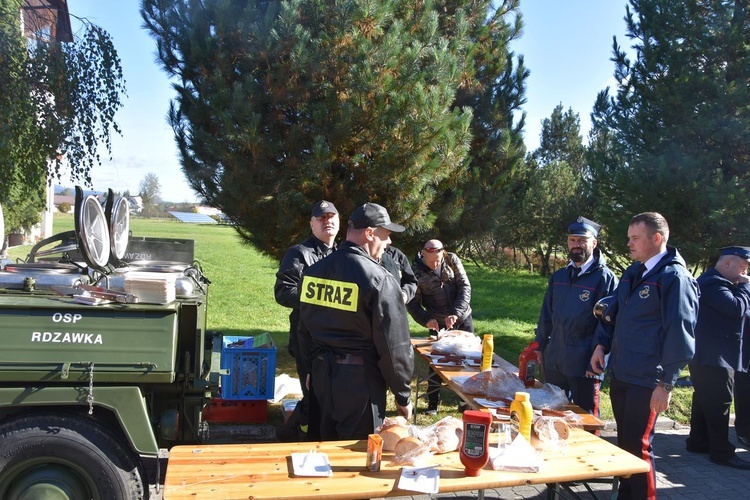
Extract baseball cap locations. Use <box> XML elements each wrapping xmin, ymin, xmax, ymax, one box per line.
<box><xmin>349</xmin><ymin>203</ymin><xmax>405</xmax><ymax>232</ymax></box>
<box><xmin>311</xmin><ymin>200</ymin><xmax>338</xmax><ymax>217</ymax></box>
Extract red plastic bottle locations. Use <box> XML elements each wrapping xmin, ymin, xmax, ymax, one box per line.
<box><xmin>459</xmin><ymin>410</ymin><xmax>492</xmax><ymax>476</ymax></box>
<box><xmin>518</xmin><ymin>341</ymin><xmax>541</xmax><ymax>388</ymax></box>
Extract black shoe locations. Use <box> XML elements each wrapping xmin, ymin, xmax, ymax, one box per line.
<box><xmin>710</xmin><ymin>455</ymin><xmax>750</xmax><ymax>470</ymax></box>
<box><xmin>458</xmin><ymin>401</ymin><xmax>468</xmax><ymax>413</ymax></box>
<box><xmin>737</xmin><ymin>435</ymin><xmax>750</xmax><ymax>448</ymax></box>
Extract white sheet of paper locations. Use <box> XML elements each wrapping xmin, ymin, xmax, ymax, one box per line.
<box><xmin>398</xmin><ymin>466</ymin><xmax>440</xmax><ymax>494</ymax></box>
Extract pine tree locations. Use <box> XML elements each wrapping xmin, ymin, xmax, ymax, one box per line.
<box><xmin>589</xmin><ymin>0</ymin><xmax>750</xmax><ymax>264</ymax></box>
<box><xmin>519</xmin><ymin>105</ymin><xmax>586</xmax><ymax>276</ymax></box>
<box><xmin>142</xmin><ymin>0</ymin><xmax>525</xmax><ymax>258</ymax></box>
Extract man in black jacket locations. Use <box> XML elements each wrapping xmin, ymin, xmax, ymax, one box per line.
<box><xmin>381</xmin><ymin>245</ymin><xmax>418</xmax><ymax>304</ymax></box>
<box><xmin>298</xmin><ymin>203</ymin><xmax>413</xmax><ymax>440</ymax></box>
<box><xmin>408</xmin><ymin>239</ymin><xmax>473</xmax><ymax>414</ymax></box>
<box><xmin>274</xmin><ymin>200</ymin><xmax>339</xmax><ymax>438</ymax></box>
<box><xmin>686</xmin><ymin>246</ymin><xmax>750</xmax><ymax>469</ymax></box>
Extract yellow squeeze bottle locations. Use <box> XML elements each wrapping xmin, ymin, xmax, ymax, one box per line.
<box><xmin>510</xmin><ymin>391</ymin><xmax>533</xmax><ymax>442</ymax></box>
<box><xmin>480</xmin><ymin>334</ymin><xmax>493</xmax><ymax>372</ymax></box>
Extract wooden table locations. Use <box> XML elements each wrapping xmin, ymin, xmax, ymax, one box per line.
<box><xmin>163</xmin><ymin>428</ymin><xmax>648</xmax><ymax>499</ymax></box>
<box><xmin>411</xmin><ymin>338</ymin><xmax>606</xmax><ymax>430</ymax></box>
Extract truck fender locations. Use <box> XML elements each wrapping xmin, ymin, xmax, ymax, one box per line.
<box><xmin>0</xmin><ymin>386</ymin><xmax>158</xmax><ymax>456</ymax></box>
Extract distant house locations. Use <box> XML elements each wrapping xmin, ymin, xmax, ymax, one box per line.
<box><xmin>195</xmin><ymin>206</ymin><xmax>222</xmax><ymax>217</ymax></box>
<box><xmin>52</xmin><ymin>194</ymin><xmax>75</xmax><ymax>213</ymax></box>
<box><xmin>128</xmin><ymin>196</ymin><xmax>143</xmax><ymax>213</ymax></box>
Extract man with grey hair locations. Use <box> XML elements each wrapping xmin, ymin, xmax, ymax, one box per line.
<box><xmin>298</xmin><ymin>203</ymin><xmax>413</xmax><ymax>440</ymax></box>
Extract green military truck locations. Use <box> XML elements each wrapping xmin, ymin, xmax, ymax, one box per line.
<box><xmin>0</xmin><ymin>189</ymin><xmax>221</xmax><ymax>499</ymax></box>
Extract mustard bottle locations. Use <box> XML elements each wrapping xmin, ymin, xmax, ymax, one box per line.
<box><xmin>480</xmin><ymin>334</ymin><xmax>494</xmax><ymax>372</ymax></box>
<box><xmin>510</xmin><ymin>391</ymin><xmax>533</xmax><ymax>442</ymax></box>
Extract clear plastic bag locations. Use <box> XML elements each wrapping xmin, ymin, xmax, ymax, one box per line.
<box><xmin>429</xmin><ymin>330</ymin><xmax>481</xmax><ymax>358</ymax></box>
<box><xmin>460</xmin><ymin>368</ymin><xmax>569</xmax><ymax>409</ymax></box>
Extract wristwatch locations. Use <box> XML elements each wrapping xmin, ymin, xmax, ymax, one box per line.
<box><xmin>659</xmin><ymin>381</ymin><xmax>674</xmax><ymax>393</ymax></box>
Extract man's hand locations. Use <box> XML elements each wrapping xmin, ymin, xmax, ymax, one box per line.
<box><xmin>587</xmin><ymin>345</ymin><xmax>606</xmax><ymax>377</ymax></box>
<box><xmin>426</xmin><ymin>319</ymin><xmax>439</xmax><ymax>331</ymax></box>
<box><xmin>445</xmin><ymin>315</ymin><xmax>459</xmax><ymax>329</ymax></box>
<box><xmin>650</xmin><ymin>385</ymin><xmax>671</xmax><ymax>413</ymax></box>
<box><xmin>397</xmin><ymin>402</ymin><xmax>413</xmax><ymax>421</ymax></box>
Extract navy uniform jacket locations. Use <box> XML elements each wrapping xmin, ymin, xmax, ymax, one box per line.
<box><xmin>691</xmin><ymin>267</ymin><xmax>750</xmax><ymax>371</ymax></box>
<box><xmin>535</xmin><ymin>247</ymin><xmax>618</xmax><ymax>378</ymax></box>
<box><xmin>297</xmin><ymin>241</ymin><xmax>413</xmax><ymax>407</ymax></box>
<box><xmin>593</xmin><ymin>246</ymin><xmax>699</xmax><ymax>387</ymax></box>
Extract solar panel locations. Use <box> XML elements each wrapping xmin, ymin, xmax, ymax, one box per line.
<box><xmin>168</xmin><ymin>212</ymin><xmax>218</xmax><ymax>224</ymax></box>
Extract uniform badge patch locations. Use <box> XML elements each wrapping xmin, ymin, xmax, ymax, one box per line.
<box><xmin>639</xmin><ymin>286</ymin><xmax>650</xmax><ymax>299</ymax></box>
<box><xmin>579</xmin><ymin>290</ymin><xmax>591</xmax><ymax>302</ymax></box>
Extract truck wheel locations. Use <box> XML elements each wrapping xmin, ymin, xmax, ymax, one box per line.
<box><xmin>0</xmin><ymin>413</ymin><xmax>146</xmax><ymax>500</ymax></box>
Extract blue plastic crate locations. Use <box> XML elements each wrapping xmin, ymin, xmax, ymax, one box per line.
<box><xmin>220</xmin><ymin>334</ymin><xmax>277</xmax><ymax>400</ymax></box>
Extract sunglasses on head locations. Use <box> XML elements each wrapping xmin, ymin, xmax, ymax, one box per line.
<box><xmin>423</xmin><ymin>247</ymin><xmax>443</xmax><ymax>253</ymax></box>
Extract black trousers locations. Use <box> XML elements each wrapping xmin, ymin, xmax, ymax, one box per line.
<box><xmin>428</xmin><ymin>315</ymin><xmax>474</xmax><ymax>405</ymax></box>
<box><xmin>735</xmin><ymin>369</ymin><xmax>750</xmax><ymax>440</ymax></box>
<box><xmin>610</xmin><ymin>378</ymin><xmax>658</xmax><ymax>500</ymax></box>
<box><xmin>543</xmin><ymin>367</ymin><xmax>600</xmax><ymax>417</ymax></box>
<box><xmin>310</xmin><ymin>356</ymin><xmax>384</xmax><ymax>441</ymax></box>
<box><xmin>687</xmin><ymin>363</ymin><xmax>736</xmax><ymax>461</ymax></box>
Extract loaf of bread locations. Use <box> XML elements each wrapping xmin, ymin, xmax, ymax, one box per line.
<box><xmin>378</xmin><ymin>424</ymin><xmax>410</xmax><ymax>451</ymax></box>
<box><xmin>394</xmin><ymin>436</ymin><xmax>423</xmax><ymax>458</ymax></box>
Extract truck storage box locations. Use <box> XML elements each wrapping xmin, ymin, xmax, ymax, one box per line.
<box><xmin>203</xmin><ymin>398</ymin><xmax>268</xmax><ymax>423</ymax></box>
<box><xmin>0</xmin><ymin>297</ymin><xmax>180</xmax><ymax>383</ymax></box>
<box><xmin>220</xmin><ymin>333</ymin><xmax>276</xmax><ymax>400</ymax></box>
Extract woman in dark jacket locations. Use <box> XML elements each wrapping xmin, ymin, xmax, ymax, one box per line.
<box><xmin>407</xmin><ymin>240</ymin><xmax>473</xmax><ymax>413</ymax></box>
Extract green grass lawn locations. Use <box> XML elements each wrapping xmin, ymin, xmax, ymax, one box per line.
<box><xmin>6</xmin><ymin>213</ymin><xmax>694</xmax><ymax>425</ymax></box>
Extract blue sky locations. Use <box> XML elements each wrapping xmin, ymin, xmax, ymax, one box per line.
<box><xmin>67</xmin><ymin>1</ymin><xmax>630</xmax><ymax>203</ymax></box>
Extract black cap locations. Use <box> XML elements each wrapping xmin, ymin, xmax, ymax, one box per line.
<box><xmin>349</xmin><ymin>203</ymin><xmax>405</xmax><ymax>232</ymax></box>
<box><xmin>720</xmin><ymin>246</ymin><xmax>750</xmax><ymax>262</ymax></box>
<box><xmin>568</xmin><ymin>216</ymin><xmax>601</xmax><ymax>238</ymax></box>
<box><xmin>311</xmin><ymin>200</ymin><xmax>338</xmax><ymax>217</ymax></box>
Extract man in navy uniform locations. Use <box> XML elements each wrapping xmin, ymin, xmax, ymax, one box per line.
<box><xmin>736</xmin><ymin>319</ymin><xmax>750</xmax><ymax>449</ymax></box>
<box><xmin>535</xmin><ymin>216</ymin><xmax>618</xmax><ymax>416</ymax></box>
<box><xmin>686</xmin><ymin>246</ymin><xmax>750</xmax><ymax>469</ymax></box>
<box><xmin>589</xmin><ymin>212</ymin><xmax>699</xmax><ymax>499</ymax></box>
<box><xmin>298</xmin><ymin>203</ymin><xmax>413</xmax><ymax>440</ymax></box>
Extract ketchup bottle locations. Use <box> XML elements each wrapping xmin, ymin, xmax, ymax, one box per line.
<box><xmin>459</xmin><ymin>410</ymin><xmax>492</xmax><ymax>476</ymax></box>
<box><xmin>518</xmin><ymin>341</ymin><xmax>541</xmax><ymax>388</ymax></box>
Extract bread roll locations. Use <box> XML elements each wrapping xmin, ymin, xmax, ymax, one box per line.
<box><xmin>379</xmin><ymin>424</ymin><xmax>410</xmax><ymax>451</ymax></box>
<box><xmin>394</xmin><ymin>436</ymin><xmax>422</xmax><ymax>458</ymax></box>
